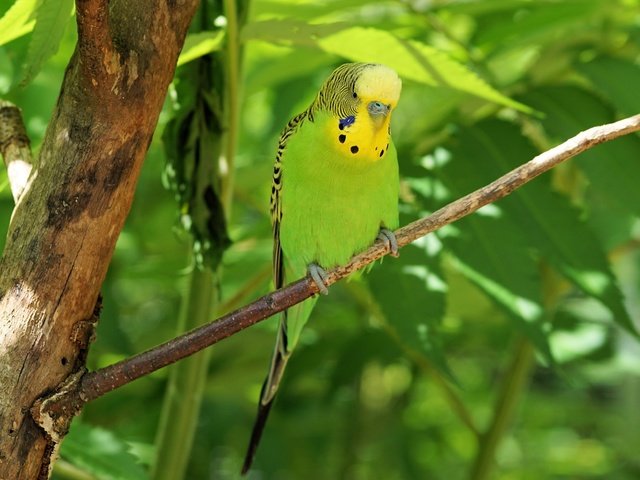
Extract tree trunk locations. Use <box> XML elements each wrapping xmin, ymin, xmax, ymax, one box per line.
<box><xmin>0</xmin><ymin>1</ymin><xmax>199</xmax><ymax>478</ymax></box>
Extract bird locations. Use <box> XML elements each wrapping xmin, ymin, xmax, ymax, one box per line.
<box><xmin>242</xmin><ymin>62</ymin><xmax>402</xmax><ymax>474</ymax></box>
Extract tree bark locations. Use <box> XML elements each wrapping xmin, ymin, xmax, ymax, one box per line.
<box><xmin>0</xmin><ymin>1</ymin><xmax>199</xmax><ymax>478</ymax></box>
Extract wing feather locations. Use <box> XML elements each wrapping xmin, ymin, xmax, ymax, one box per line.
<box><xmin>270</xmin><ymin>110</ymin><xmax>309</xmax><ymax>289</ymax></box>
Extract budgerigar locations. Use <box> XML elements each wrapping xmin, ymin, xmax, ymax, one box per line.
<box><xmin>242</xmin><ymin>63</ymin><xmax>402</xmax><ymax>474</ymax></box>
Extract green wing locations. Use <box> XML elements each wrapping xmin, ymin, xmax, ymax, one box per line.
<box><xmin>270</xmin><ymin>110</ymin><xmax>309</xmax><ymax>290</ymax></box>
<box><xmin>243</xmin><ymin>110</ymin><xmax>310</xmax><ymax>474</ymax></box>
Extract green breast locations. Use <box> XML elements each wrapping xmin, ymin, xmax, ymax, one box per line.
<box><xmin>278</xmin><ymin>110</ymin><xmax>399</xmax><ymax>280</ymax></box>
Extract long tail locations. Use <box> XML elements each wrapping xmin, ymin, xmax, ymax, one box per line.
<box><xmin>241</xmin><ymin>318</ymin><xmax>291</xmax><ymax>475</ymax></box>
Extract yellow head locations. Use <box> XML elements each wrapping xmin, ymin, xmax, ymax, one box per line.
<box><xmin>313</xmin><ymin>63</ymin><xmax>402</xmax><ymax>162</ymax></box>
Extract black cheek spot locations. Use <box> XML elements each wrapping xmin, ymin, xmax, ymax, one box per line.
<box><xmin>339</xmin><ymin>134</ymin><xmax>346</xmax><ymax>143</ymax></box>
<box><xmin>386</xmin><ymin>143</ymin><xmax>389</xmax><ymax>150</ymax></box>
<box><xmin>338</xmin><ymin>123</ymin><xmax>344</xmax><ymax>130</ymax></box>
<box><xmin>380</xmin><ymin>149</ymin><xmax>384</xmax><ymax>157</ymax></box>
<box><xmin>351</xmin><ymin>146</ymin><xmax>359</xmax><ymax>154</ymax></box>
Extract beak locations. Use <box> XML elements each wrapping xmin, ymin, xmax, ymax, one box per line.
<box><xmin>367</xmin><ymin>101</ymin><xmax>390</xmax><ymax>117</ymax></box>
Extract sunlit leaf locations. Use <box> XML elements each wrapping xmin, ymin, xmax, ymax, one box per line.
<box><xmin>445</xmin><ymin>215</ymin><xmax>550</xmax><ymax>359</ymax></box>
<box><xmin>443</xmin><ymin>120</ymin><xmax>635</xmax><ymax>335</ymax></box>
<box><xmin>242</xmin><ymin>19</ymin><xmax>349</xmax><ymax>47</ymax></box>
<box><xmin>20</xmin><ymin>0</ymin><xmax>74</xmax><ymax>86</ymax></box>
<box><xmin>177</xmin><ymin>30</ymin><xmax>225</xmax><ymax>67</ymax></box>
<box><xmin>251</xmin><ymin>0</ymin><xmax>379</xmax><ymax>21</ymax></box>
<box><xmin>60</xmin><ymin>421</ymin><xmax>148</xmax><ymax>480</ymax></box>
<box><xmin>472</xmin><ymin>0</ymin><xmax>604</xmax><ymax>52</ymax></box>
<box><xmin>368</xmin><ymin>242</ymin><xmax>452</xmax><ymax>379</ymax></box>
<box><xmin>317</xmin><ymin>27</ymin><xmax>531</xmax><ymax>112</ymax></box>
<box><xmin>0</xmin><ymin>0</ymin><xmax>41</xmax><ymax>46</ymax></box>
<box><xmin>577</xmin><ymin>57</ymin><xmax>640</xmax><ymax>117</ymax></box>
<box><xmin>521</xmin><ymin>86</ymin><xmax>640</xmax><ymax>249</ymax></box>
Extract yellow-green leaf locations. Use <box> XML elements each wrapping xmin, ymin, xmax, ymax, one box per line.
<box><xmin>0</xmin><ymin>0</ymin><xmax>41</xmax><ymax>46</ymax></box>
<box><xmin>177</xmin><ymin>31</ymin><xmax>225</xmax><ymax>67</ymax></box>
<box><xmin>20</xmin><ymin>0</ymin><xmax>74</xmax><ymax>86</ymax></box>
<box><xmin>317</xmin><ymin>27</ymin><xmax>531</xmax><ymax>112</ymax></box>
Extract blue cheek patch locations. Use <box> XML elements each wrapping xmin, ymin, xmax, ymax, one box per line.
<box><xmin>338</xmin><ymin>116</ymin><xmax>355</xmax><ymax>130</ymax></box>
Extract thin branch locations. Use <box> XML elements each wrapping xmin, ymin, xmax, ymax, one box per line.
<box><xmin>0</xmin><ymin>100</ymin><xmax>33</xmax><ymax>203</ymax></box>
<box><xmin>38</xmin><ymin>113</ymin><xmax>640</xmax><ymax>420</ymax></box>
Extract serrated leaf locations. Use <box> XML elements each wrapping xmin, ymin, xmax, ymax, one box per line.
<box><xmin>316</xmin><ymin>27</ymin><xmax>531</xmax><ymax>112</ymax></box>
<box><xmin>0</xmin><ymin>0</ymin><xmax>40</xmax><ymax>46</ymax></box>
<box><xmin>443</xmin><ymin>212</ymin><xmax>551</xmax><ymax>360</ymax></box>
<box><xmin>177</xmin><ymin>30</ymin><xmax>225</xmax><ymax>67</ymax></box>
<box><xmin>412</xmin><ymin>154</ymin><xmax>550</xmax><ymax>357</ymax></box>
<box><xmin>20</xmin><ymin>0</ymin><xmax>74</xmax><ymax>86</ymax></box>
<box><xmin>577</xmin><ymin>57</ymin><xmax>640</xmax><ymax>115</ymax></box>
<box><xmin>244</xmin><ymin>48</ymin><xmax>332</xmax><ymax>94</ymax></box>
<box><xmin>521</xmin><ymin>86</ymin><xmax>640</xmax><ymax>226</ymax></box>
<box><xmin>251</xmin><ymin>0</ymin><xmax>376</xmax><ymax>21</ymax></box>
<box><xmin>368</xmin><ymin>242</ymin><xmax>453</xmax><ymax>379</ymax></box>
<box><xmin>242</xmin><ymin>19</ymin><xmax>349</xmax><ymax>47</ymax></box>
<box><xmin>60</xmin><ymin>421</ymin><xmax>148</xmax><ymax>480</ymax></box>
<box><xmin>473</xmin><ymin>0</ymin><xmax>604</xmax><ymax>52</ymax></box>
<box><xmin>444</xmin><ymin>120</ymin><xmax>635</xmax><ymax>336</ymax></box>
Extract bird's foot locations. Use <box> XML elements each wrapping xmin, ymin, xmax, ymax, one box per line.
<box><xmin>377</xmin><ymin>228</ymin><xmax>399</xmax><ymax>257</ymax></box>
<box><xmin>308</xmin><ymin>263</ymin><xmax>329</xmax><ymax>295</ymax></box>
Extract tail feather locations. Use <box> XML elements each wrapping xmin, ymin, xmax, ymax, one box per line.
<box><xmin>241</xmin><ymin>318</ymin><xmax>290</xmax><ymax>475</ymax></box>
<box><xmin>241</xmin><ymin>380</ymin><xmax>276</xmax><ymax>475</ymax></box>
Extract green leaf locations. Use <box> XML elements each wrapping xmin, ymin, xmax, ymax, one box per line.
<box><xmin>316</xmin><ymin>27</ymin><xmax>531</xmax><ymax>112</ymax></box>
<box><xmin>577</xmin><ymin>56</ymin><xmax>640</xmax><ymax>116</ymax></box>
<box><xmin>251</xmin><ymin>0</ymin><xmax>375</xmax><ymax>21</ymax></box>
<box><xmin>177</xmin><ymin>30</ymin><xmax>225</xmax><ymax>67</ymax></box>
<box><xmin>242</xmin><ymin>19</ymin><xmax>349</xmax><ymax>47</ymax></box>
<box><xmin>0</xmin><ymin>47</ymin><xmax>14</xmax><ymax>94</ymax></box>
<box><xmin>0</xmin><ymin>0</ymin><xmax>40</xmax><ymax>46</ymax></box>
<box><xmin>326</xmin><ymin>330</ymin><xmax>401</xmax><ymax>399</ymax></box>
<box><xmin>472</xmin><ymin>0</ymin><xmax>604</xmax><ymax>52</ymax></box>
<box><xmin>60</xmin><ymin>421</ymin><xmax>149</xmax><ymax>480</ymax></box>
<box><xmin>520</xmin><ymin>85</ymin><xmax>640</xmax><ymax>252</ymax></box>
<box><xmin>521</xmin><ymin>86</ymin><xmax>640</xmax><ymax>232</ymax></box>
<box><xmin>411</xmin><ymin>151</ymin><xmax>550</xmax><ymax>357</ymax></box>
<box><xmin>368</xmin><ymin>241</ymin><xmax>453</xmax><ymax>379</ymax></box>
<box><xmin>20</xmin><ymin>0</ymin><xmax>74</xmax><ymax>86</ymax></box>
<box><xmin>445</xmin><ymin>213</ymin><xmax>551</xmax><ymax>359</ymax></box>
<box><xmin>444</xmin><ymin>119</ymin><xmax>635</xmax><ymax>336</ymax></box>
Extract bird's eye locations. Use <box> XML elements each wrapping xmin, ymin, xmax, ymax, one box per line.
<box><xmin>352</xmin><ymin>92</ymin><xmax>357</xmax><ymax>99</ymax></box>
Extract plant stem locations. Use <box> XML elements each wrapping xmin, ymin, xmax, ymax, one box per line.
<box><xmin>468</xmin><ymin>336</ymin><xmax>535</xmax><ymax>480</ymax></box>
<box><xmin>152</xmin><ymin>2</ymin><xmax>243</xmax><ymax>477</ymax></box>
<box><xmin>221</xmin><ymin>0</ymin><xmax>240</xmax><ymax>210</ymax></box>
<box><xmin>152</xmin><ymin>267</ymin><xmax>216</xmax><ymax>480</ymax></box>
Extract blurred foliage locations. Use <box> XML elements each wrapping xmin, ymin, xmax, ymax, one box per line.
<box><xmin>2</xmin><ymin>0</ymin><xmax>640</xmax><ymax>479</ymax></box>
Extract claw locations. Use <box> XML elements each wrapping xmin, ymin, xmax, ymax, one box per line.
<box><xmin>308</xmin><ymin>263</ymin><xmax>329</xmax><ymax>295</ymax></box>
<box><xmin>377</xmin><ymin>228</ymin><xmax>399</xmax><ymax>257</ymax></box>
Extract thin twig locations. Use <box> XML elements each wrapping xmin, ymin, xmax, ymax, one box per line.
<box><xmin>39</xmin><ymin>113</ymin><xmax>640</xmax><ymax>418</ymax></box>
<box><xmin>0</xmin><ymin>100</ymin><xmax>33</xmax><ymax>203</ymax></box>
